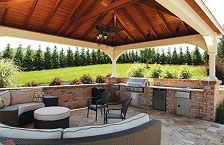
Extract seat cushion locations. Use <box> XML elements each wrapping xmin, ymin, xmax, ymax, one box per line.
<box><xmin>10</xmin><ymin>88</ymin><xmax>42</xmax><ymax>105</ymax></box>
<box><xmin>11</xmin><ymin>102</ymin><xmax>45</xmax><ymax>116</ymax></box>
<box><xmin>0</xmin><ymin>123</ymin><xmax>62</xmax><ymax>139</ymax></box>
<box><xmin>63</xmin><ymin>113</ymin><xmax>150</xmax><ymax>138</ymax></box>
<box><xmin>34</xmin><ymin>106</ymin><xmax>70</xmax><ymax>121</ymax></box>
<box><xmin>0</xmin><ymin>90</ymin><xmax>10</xmax><ymax>107</ymax></box>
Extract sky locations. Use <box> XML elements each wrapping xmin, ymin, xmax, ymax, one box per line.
<box><xmin>0</xmin><ymin>0</ymin><xmax>223</xmax><ymax>52</ymax></box>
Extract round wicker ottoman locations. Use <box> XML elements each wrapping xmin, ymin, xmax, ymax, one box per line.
<box><xmin>34</xmin><ymin>106</ymin><xmax>70</xmax><ymax>129</ymax></box>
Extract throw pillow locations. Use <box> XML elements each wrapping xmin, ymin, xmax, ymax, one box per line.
<box><xmin>0</xmin><ymin>98</ymin><xmax>5</xmax><ymax>108</ymax></box>
<box><xmin>33</xmin><ymin>92</ymin><xmax>45</xmax><ymax>102</ymax></box>
<box><xmin>0</xmin><ymin>90</ymin><xmax>10</xmax><ymax>107</ymax></box>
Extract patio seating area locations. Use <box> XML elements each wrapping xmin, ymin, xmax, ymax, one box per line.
<box><xmin>66</xmin><ymin>106</ymin><xmax>224</xmax><ymax>145</ymax></box>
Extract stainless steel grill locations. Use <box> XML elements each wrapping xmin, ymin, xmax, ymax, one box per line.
<box><xmin>125</xmin><ymin>77</ymin><xmax>148</xmax><ymax>92</ymax></box>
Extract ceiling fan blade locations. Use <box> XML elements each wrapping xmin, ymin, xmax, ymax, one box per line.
<box><xmin>107</xmin><ymin>27</ymin><xmax>123</xmax><ymax>32</ymax></box>
<box><xmin>106</xmin><ymin>32</ymin><xmax>114</xmax><ymax>36</ymax></box>
<box><xmin>96</xmin><ymin>23</ymin><xmax>107</xmax><ymax>31</ymax></box>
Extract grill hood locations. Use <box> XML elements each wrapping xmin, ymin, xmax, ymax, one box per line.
<box><xmin>126</xmin><ymin>77</ymin><xmax>148</xmax><ymax>87</ymax></box>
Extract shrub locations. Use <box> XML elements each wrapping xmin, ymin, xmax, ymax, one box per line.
<box><xmin>0</xmin><ymin>59</ymin><xmax>20</xmax><ymax>88</ymax></box>
<box><xmin>23</xmin><ymin>81</ymin><xmax>40</xmax><ymax>87</ymax></box>
<box><xmin>126</xmin><ymin>63</ymin><xmax>145</xmax><ymax>77</ymax></box>
<box><xmin>80</xmin><ymin>74</ymin><xmax>94</xmax><ymax>84</ymax></box>
<box><xmin>163</xmin><ymin>69</ymin><xmax>178</xmax><ymax>79</ymax></box>
<box><xmin>215</xmin><ymin>101</ymin><xmax>224</xmax><ymax>124</ymax></box>
<box><xmin>178</xmin><ymin>65</ymin><xmax>192</xmax><ymax>79</ymax></box>
<box><xmin>105</xmin><ymin>74</ymin><xmax>112</xmax><ymax>77</ymax></box>
<box><xmin>95</xmin><ymin>75</ymin><xmax>105</xmax><ymax>83</ymax></box>
<box><xmin>49</xmin><ymin>77</ymin><xmax>63</xmax><ymax>86</ymax></box>
<box><xmin>70</xmin><ymin>78</ymin><xmax>82</xmax><ymax>85</ymax></box>
<box><xmin>216</xmin><ymin>58</ymin><xmax>224</xmax><ymax>85</ymax></box>
<box><xmin>149</xmin><ymin>64</ymin><xmax>162</xmax><ymax>78</ymax></box>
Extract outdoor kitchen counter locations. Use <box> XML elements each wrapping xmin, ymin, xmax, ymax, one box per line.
<box><xmin>147</xmin><ymin>86</ymin><xmax>204</xmax><ymax>92</ymax></box>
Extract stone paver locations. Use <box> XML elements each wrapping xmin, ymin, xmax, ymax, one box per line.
<box><xmin>68</xmin><ymin>106</ymin><xmax>224</xmax><ymax>145</ymax></box>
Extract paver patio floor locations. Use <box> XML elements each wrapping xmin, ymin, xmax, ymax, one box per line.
<box><xmin>69</xmin><ymin>106</ymin><xmax>224</xmax><ymax>145</ymax></box>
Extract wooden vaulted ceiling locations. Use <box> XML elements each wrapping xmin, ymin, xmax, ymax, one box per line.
<box><xmin>0</xmin><ymin>0</ymin><xmax>199</xmax><ymax>46</ymax></box>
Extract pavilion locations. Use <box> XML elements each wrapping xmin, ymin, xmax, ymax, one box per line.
<box><xmin>0</xmin><ymin>0</ymin><xmax>223</xmax><ymax>80</ymax></box>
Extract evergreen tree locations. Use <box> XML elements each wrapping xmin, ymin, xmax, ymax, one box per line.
<box><xmin>80</xmin><ymin>48</ymin><xmax>87</xmax><ymax>66</ymax></box>
<box><xmin>202</xmin><ymin>51</ymin><xmax>209</xmax><ymax>65</ymax></box>
<box><xmin>166</xmin><ymin>47</ymin><xmax>172</xmax><ymax>64</ymax></box>
<box><xmin>218</xmin><ymin>35</ymin><xmax>224</xmax><ymax>58</ymax></box>
<box><xmin>184</xmin><ymin>47</ymin><xmax>192</xmax><ymax>65</ymax></box>
<box><xmin>192</xmin><ymin>46</ymin><xmax>203</xmax><ymax>65</ymax></box>
<box><xmin>86</xmin><ymin>48</ymin><xmax>91</xmax><ymax>65</ymax></box>
<box><xmin>151</xmin><ymin>48</ymin><xmax>156</xmax><ymax>63</ymax></box>
<box><xmin>129</xmin><ymin>51</ymin><xmax>133</xmax><ymax>63</ymax></box>
<box><xmin>52</xmin><ymin>46</ymin><xmax>60</xmax><ymax>68</ymax></box>
<box><xmin>97</xmin><ymin>50</ymin><xmax>103</xmax><ymax>64</ymax></box>
<box><xmin>59</xmin><ymin>48</ymin><xmax>66</xmax><ymax>68</ymax></box>
<box><xmin>134</xmin><ymin>50</ymin><xmax>139</xmax><ymax>62</ymax></box>
<box><xmin>160</xmin><ymin>48</ymin><xmax>166</xmax><ymax>64</ymax></box>
<box><xmin>44</xmin><ymin>46</ymin><xmax>52</xmax><ymax>69</ymax></box>
<box><xmin>23</xmin><ymin>45</ymin><xmax>34</xmax><ymax>71</ymax></box>
<box><xmin>155</xmin><ymin>48</ymin><xmax>160</xmax><ymax>64</ymax></box>
<box><xmin>14</xmin><ymin>44</ymin><xmax>24</xmax><ymax>68</ymax></box>
<box><xmin>131</xmin><ymin>50</ymin><xmax>135</xmax><ymax>63</ymax></box>
<box><xmin>66</xmin><ymin>47</ymin><xmax>74</xmax><ymax>67</ymax></box>
<box><xmin>33</xmin><ymin>45</ymin><xmax>44</xmax><ymax>70</ymax></box>
<box><xmin>74</xmin><ymin>47</ymin><xmax>80</xmax><ymax>66</ymax></box>
<box><xmin>140</xmin><ymin>48</ymin><xmax>152</xmax><ymax>68</ymax></box>
<box><xmin>3</xmin><ymin>44</ymin><xmax>14</xmax><ymax>59</ymax></box>
<box><xmin>91</xmin><ymin>49</ymin><xmax>97</xmax><ymax>65</ymax></box>
<box><xmin>179</xmin><ymin>47</ymin><xmax>184</xmax><ymax>64</ymax></box>
<box><xmin>171</xmin><ymin>47</ymin><xmax>179</xmax><ymax>64</ymax></box>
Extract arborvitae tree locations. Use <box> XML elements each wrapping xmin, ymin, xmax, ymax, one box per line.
<box><xmin>102</xmin><ymin>52</ymin><xmax>110</xmax><ymax>64</ymax></box>
<box><xmin>44</xmin><ymin>46</ymin><xmax>52</xmax><ymax>69</ymax></box>
<box><xmin>80</xmin><ymin>48</ymin><xmax>87</xmax><ymax>66</ymax></box>
<box><xmin>171</xmin><ymin>47</ymin><xmax>179</xmax><ymax>64</ymax></box>
<box><xmin>166</xmin><ymin>47</ymin><xmax>172</xmax><ymax>64</ymax></box>
<box><xmin>117</xmin><ymin>53</ymin><xmax>124</xmax><ymax>63</ymax></box>
<box><xmin>124</xmin><ymin>51</ymin><xmax>130</xmax><ymax>63</ymax></box>
<box><xmin>134</xmin><ymin>50</ymin><xmax>139</xmax><ymax>62</ymax></box>
<box><xmin>218</xmin><ymin>35</ymin><xmax>224</xmax><ymax>58</ymax></box>
<box><xmin>52</xmin><ymin>46</ymin><xmax>60</xmax><ymax>68</ymax></box>
<box><xmin>97</xmin><ymin>50</ymin><xmax>103</xmax><ymax>64</ymax></box>
<box><xmin>155</xmin><ymin>48</ymin><xmax>160</xmax><ymax>64</ymax></box>
<box><xmin>14</xmin><ymin>44</ymin><xmax>24</xmax><ymax>68</ymax></box>
<box><xmin>140</xmin><ymin>48</ymin><xmax>152</xmax><ymax>68</ymax></box>
<box><xmin>3</xmin><ymin>44</ymin><xmax>14</xmax><ymax>59</ymax></box>
<box><xmin>86</xmin><ymin>48</ymin><xmax>91</xmax><ymax>65</ymax></box>
<box><xmin>66</xmin><ymin>47</ymin><xmax>74</xmax><ymax>67</ymax></box>
<box><xmin>192</xmin><ymin>46</ymin><xmax>203</xmax><ymax>65</ymax></box>
<box><xmin>150</xmin><ymin>48</ymin><xmax>156</xmax><ymax>63</ymax></box>
<box><xmin>59</xmin><ymin>48</ymin><xmax>66</xmax><ymax>68</ymax></box>
<box><xmin>184</xmin><ymin>47</ymin><xmax>192</xmax><ymax>65</ymax></box>
<box><xmin>74</xmin><ymin>47</ymin><xmax>80</xmax><ymax>66</ymax></box>
<box><xmin>160</xmin><ymin>48</ymin><xmax>166</xmax><ymax>64</ymax></box>
<box><xmin>91</xmin><ymin>49</ymin><xmax>97</xmax><ymax>65</ymax></box>
<box><xmin>23</xmin><ymin>45</ymin><xmax>34</xmax><ymax>71</ymax></box>
<box><xmin>202</xmin><ymin>51</ymin><xmax>209</xmax><ymax>65</ymax></box>
<box><xmin>131</xmin><ymin>50</ymin><xmax>135</xmax><ymax>63</ymax></box>
<box><xmin>33</xmin><ymin>45</ymin><xmax>44</xmax><ymax>70</ymax></box>
<box><xmin>179</xmin><ymin>47</ymin><xmax>184</xmax><ymax>64</ymax></box>
<box><xmin>128</xmin><ymin>51</ymin><xmax>133</xmax><ymax>63</ymax></box>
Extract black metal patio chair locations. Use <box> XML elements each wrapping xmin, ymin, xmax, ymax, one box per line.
<box><xmin>87</xmin><ymin>91</ymin><xmax>110</xmax><ymax>121</ymax></box>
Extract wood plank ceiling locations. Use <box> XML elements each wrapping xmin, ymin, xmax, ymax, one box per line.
<box><xmin>0</xmin><ymin>0</ymin><xmax>199</xmax><ymax>46</ymax></box>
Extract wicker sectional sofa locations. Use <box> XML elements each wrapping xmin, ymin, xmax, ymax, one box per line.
<box><xmin>0</xmin><ymin>113</ymin><xmax>162</xmax><ymax>145</ymax></box>
<box><xmin>0</xmin><ymin>88</ymin><xmax>45</xmax><ymax>127</ymax></box>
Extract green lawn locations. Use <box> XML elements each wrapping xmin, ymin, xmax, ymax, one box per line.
<box><xmin>17</xmin><ymin>64</ymin><xmax>207</xmax><ymax>86</ymax></box>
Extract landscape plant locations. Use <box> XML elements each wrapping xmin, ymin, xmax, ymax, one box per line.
<box><xmin>49</xmin><ymin>77</ymin><xmax>63</xmax><ymax>86</ymax></box>
<box><xmin>0</xmin><ymin>59</ymin><xmax>20</xmax><ymax>88</ymax></box>
<box><xmin>70</xmin><ymin>78</ymin><xmax>82</xmax><ymax>85</ymax></box>
<box><xmin>80</xmin><ymin>74</ymin><xmax>94</xmax><ymax>84</ymax></box>
<box><xmin>149</xmin><ymin>64</ymin><xmax>162</xmax><ymax>78</ymax></box>
<box><xmin>215</xmin><ymin>100</ymin><xmax>224</xmax><ymax>124</ymax></box>
<box><xmin>163</xmin><ymin>68</ymin><xmax>178</xmax><ymax>79</ymax></box>
<box><xmin>23</xmin><ymin>81</ymin><xmax>40</xmax><ymax>87</ymax></box>
<box><xmin>178</xmin><ymin>65</ymin><xmax>192</xmax><ymax>79</ymax></box>
<box><xmin>95</xmin><ymin>75</ymin><xmax>105</xmax><ymax>83</ymax></box>
<box><xmin>126</xmin><ymin>63</ymin><xmax>145</xmax><ymax>77</ymax></box>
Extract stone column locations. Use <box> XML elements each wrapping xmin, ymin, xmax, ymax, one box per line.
<box><xmin>111</xmin><ymin>59</ymin><xmax>117</xmax><ymax>77</ymax></box>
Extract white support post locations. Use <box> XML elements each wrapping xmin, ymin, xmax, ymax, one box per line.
<box><xmin>111</xmin><ymin>59</ymin><xmax>118</xmax><ymax>77</ymax></box>
<box><xmin>207</xmin><ymin>52</ymin><xmax>218</xmax><ymax>81</ymax></box>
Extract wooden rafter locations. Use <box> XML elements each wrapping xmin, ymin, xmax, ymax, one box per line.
<box><xmin>116</xmin><ymin>33</ymin><xmax>125</xmax><ymax>43</ymax></box>
<box><xmin>113</xmin><ymin>9</ymin><xmax>117</xmax><ymax>45</ymax></box>
<box><xmin>65</xmin><ymin>0</ymin><xmax>95</xmax><ymax>36</ymax></box>
<box><xmin>70</xmin><ymin>0</ymin><xmax>140</xmax><ymax>26</ymax></box>
<box><xmin>1</xmin><ymin>8</ymin><xmax>8</xmax><ymax>24</ymax></box>
<box><xmin>157</xmin><ymin>12</ymin><xmax>174</xmax><ymax>36</ymax></box>
<box><xmin>132</xmin><ymin>4</ymin><xmax>158</xmax><ymax>38</ymax></box>
<box><xmin>119</xmin><ymin>8</ymin><xmax>145</xmax><ymax>40</ymax></box>
<box><xmin>24</xmin><ymin>0</ymin><xmax>38</xmax><ymax>28</ymax></box>
<box><xmin>57</xmin><ymin>0</ymin><xmax>83</xmax><ymax>34</ymax></box>
<box><xmin>70</xmin><ymin>0</ymin><xmax>102</xmax><ymax>37</ymax></box>
<box><xmin>116</xmin><ymin>16</ymin><xmax>135</xmax><ymax>42</ymax></box>
<box><xmin>181</xmin><ymin>21</ymin><xmax>189</xmax><ymax>34</ymax></box>
<box><xmin>137</xmin><ymin>0</ymin><xmax>175</xmax><ymax>17</ymax></box>
<box><xmin>42</xmin><ymin>0</ymin><xmax>62</xmax><ymax>31</ymax></box>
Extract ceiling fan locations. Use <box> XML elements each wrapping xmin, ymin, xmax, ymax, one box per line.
<box><xmin>95</xmin><ymin>12</ymin><xmax>123</xmax><ymax>39</ymax></box>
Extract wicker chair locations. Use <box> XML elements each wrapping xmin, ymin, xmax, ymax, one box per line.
<box><xmin>87</xmin><ymin>91</ymin><xmax>110</xmax><ymax>121</ymax></box>
<box><xmin>104</xmin><ymin>97</ymin><xmax>132</xmax><ymax>124</ymax></box>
